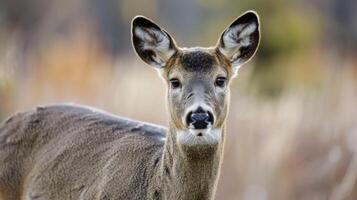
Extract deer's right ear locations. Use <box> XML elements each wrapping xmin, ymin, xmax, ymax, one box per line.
<box><xmin>132</xmin><ymin>16</ymin><xmax>178</xmax><ymax>69</ymax></box>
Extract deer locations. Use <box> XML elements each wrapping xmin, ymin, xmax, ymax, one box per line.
<box><xmin>0</xmin><ymin>11</ymin><xmax>260</xmax><ymax>200</ymax></box>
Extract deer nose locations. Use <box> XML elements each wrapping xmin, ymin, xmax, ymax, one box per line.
<box><xmin>186</xmin><ymin>107</ymin><xmax>214</xmax><ymax>129</ymax></box>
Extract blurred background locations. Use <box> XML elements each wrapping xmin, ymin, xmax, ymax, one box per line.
<box><xmin>0</xmin><ymin>0</ymin><xmax>356</xmax><ymax>199</ymax></box>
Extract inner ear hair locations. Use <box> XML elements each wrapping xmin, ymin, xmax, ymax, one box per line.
<box><xmin>217</xmin><ymin>11</ymin><xmax>260</xmax><ymax>68</ymax></box>
<box><xmin>132</xmin><ymin>16</ymin><xmax>177</xmax><ymax>68</ymax></box>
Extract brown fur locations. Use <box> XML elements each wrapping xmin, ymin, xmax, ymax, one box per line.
<box><xmin>0</xmin><ymin>11</ymin><xmax>260</xmax><ymax>200</ymax></box>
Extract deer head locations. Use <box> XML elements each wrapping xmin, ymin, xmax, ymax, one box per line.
<box><xmin>132</xmin><ymin>11</ymin><xmax>260</xmax><ymax>152</ymax></box>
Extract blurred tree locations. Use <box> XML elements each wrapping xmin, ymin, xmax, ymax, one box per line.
<box><xmin>323</xmin><ymin>0</ymin><xmax>357</xmax><ymax>57</ymax></box>
<box><xmin>89</xmin><ymin>0</ymin><xmax>127</xmax><ymax>56</ymax></box>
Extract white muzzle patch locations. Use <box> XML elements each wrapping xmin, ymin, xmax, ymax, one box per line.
<box><xmin>177</xmin><ymin>126</ymin><xmax>222</xmax><ymax>147</ymax></box>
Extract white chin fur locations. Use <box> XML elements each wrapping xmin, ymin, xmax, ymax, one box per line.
<box><xmin>177</xmin><ymin>128</ymin><xmax>222</xmax><ymax>147</ymax></box>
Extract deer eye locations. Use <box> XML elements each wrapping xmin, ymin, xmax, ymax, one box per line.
<box><xmin>170</xmin><ymin>78</ymin><xmax>181</xmax><ymax>89</ymax></box>
<box><xmin>215</xmin><ymin>77</ymin><xmax>226</xmax><ymax>87</ymax></box>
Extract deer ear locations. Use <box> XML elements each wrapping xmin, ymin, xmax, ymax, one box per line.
<box><xmin>132</xmin><ymin>16</ymin><xmax>178</xmax><ymax>68</ymax></box>
<box><xmin>217</xmin><ymin>11</ymin><xmax>260</xmax><ymax>71</ymax></box>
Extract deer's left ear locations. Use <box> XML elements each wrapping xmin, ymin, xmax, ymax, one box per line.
<box><xmin>132</xmin><ymin>16</ymin><xmax>178</xmax><ymax>69</ymax></box>
<box><xmin>217</xmin><ymin>11</ymin><xmax>260</xmax><ymax>71</ymax></box>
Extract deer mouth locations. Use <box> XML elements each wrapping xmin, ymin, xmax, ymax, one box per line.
<box><xmin>187</xmin><ymin>123</ymin><xmax>213</xmax><ymax>137</ymax></box>
<box><xmin>176</xmin><ymin>127</ymin><xmax>222</xmax><ymax>147</ymax></box>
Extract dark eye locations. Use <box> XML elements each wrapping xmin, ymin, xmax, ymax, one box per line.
<box><xmin>215</xmin><ymin>77</ymin><xmax>226</xmax><ymax>87</ymax></box>
<box><xmin>170</xmin><ymin>78</ymin><xmax>181</xmax><ymax>89</ymax></box>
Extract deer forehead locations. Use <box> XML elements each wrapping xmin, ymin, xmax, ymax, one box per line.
<box><xmin>180</xmin><ymin>50</ymin><xmax>215</xmax><ymax>72</ymax></box>
<box><xmin>166</xmin><ymin>48</ymin><xmax>228</xmax><ymax>79</ymax></box>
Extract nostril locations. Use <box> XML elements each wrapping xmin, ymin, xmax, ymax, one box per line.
<box><xmin>186</xmin><ymin>111</ymin><xmax>194</xmax><ymax>127</ymax></box>
<box><xmin>207</xmin><ymin>111</ymin><xmax>214</xmax><ymax>124</ymax></box>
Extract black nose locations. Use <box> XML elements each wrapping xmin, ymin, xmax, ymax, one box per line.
<box><xmin>186</xmin><ymin>107</ymin><xmax>214</xmax><ymax>129</ymax></box>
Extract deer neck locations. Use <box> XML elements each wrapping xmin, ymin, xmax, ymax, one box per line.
<box><xmin>158</xmin><ymin>122</ymin><xmax>225</xmax><ymax>199</ymax></box>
